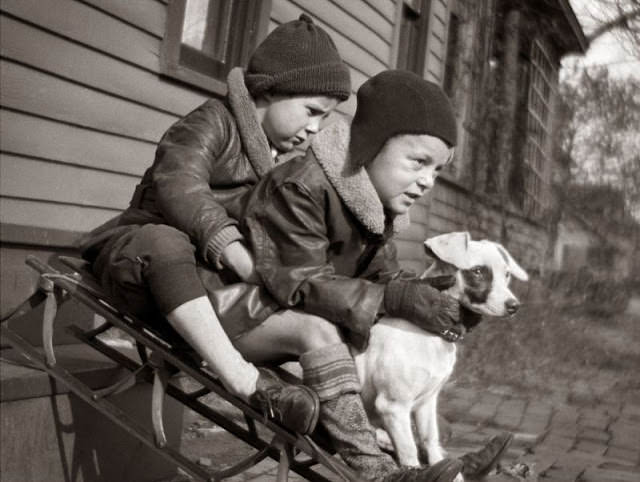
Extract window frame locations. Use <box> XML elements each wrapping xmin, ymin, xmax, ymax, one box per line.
<box><xmin>522</xmin><ymin>37</ymin><xmax>557</xmax><ymax>218</ymax></box>
<box><xmin>160</xmin><ymin>0</ymin><xmax>272</xmax><ymax>95</ymax></box>
<box><xmin>394</xmin><ymin>0</ymin><xmax>432</xmax><ymax>75</ymax></box>
<box><xmin>443</xmin><ymin>11</ymin><xmax>460</xmax><ymax>98</ymax></box>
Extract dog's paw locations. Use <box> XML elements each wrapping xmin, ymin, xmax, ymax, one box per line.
<box><xmin>453</xmin><ymin>474</ymin><xmax>464</xmax><ymax>482</ymax></box>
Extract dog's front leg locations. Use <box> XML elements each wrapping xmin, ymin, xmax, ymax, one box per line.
<box><xmin>375</xmin><ymin>394</ymin><xmax>420</xmax><ymax>467</ymax></box>
<box><xmin>415</xmin><ymin>397</ymin><xmax>466</xmax><ymax>481</ymax></box>
<box><xmin>414</xmin><ymin>396</ymin><xmax>446</xmax><ymax>465</ymax></box>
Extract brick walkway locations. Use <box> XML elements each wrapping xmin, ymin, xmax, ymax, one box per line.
<box><xmin>438</xmin><ymin>383</ymin><xmax>640</xmax><ymax>481</ymax></box>
<box><xmin>176</xmin><ymin>300</ymin><xmax>640</xmax><ymax>480</ymax></box>
<box><xmin>175</xmin><ymin>380</ymin><xmax>640</xmax><ymax>481</ymax></box>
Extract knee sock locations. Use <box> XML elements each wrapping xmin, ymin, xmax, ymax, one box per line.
<box><xmin>300</xmin><ymin>343</ymin><xmax>397</xmax><ymax>480</ymax></box>
<box><xmin>166</xmin><ymin>296</ymin><xmax>259</xmax><ymax>399</ymax></box>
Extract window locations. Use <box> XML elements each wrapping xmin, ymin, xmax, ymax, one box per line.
<box><xmin>396</xmin><ymin>0</ymin><xmax>431</xmax><ymax>75</ymax></box>
<box><xmin>443</xmin><ymin>12</ymin><xmax>460</xmax><ymax>97</ymax></box>
<box><xmin>161</xmin><ymin>0</ymin><xmax>271</xmax><ymax>94</ymax></box>
<box><xmin>522</xmin><ymin>38</ymin><xmax>557</xmax><ymax>218</ymax></box>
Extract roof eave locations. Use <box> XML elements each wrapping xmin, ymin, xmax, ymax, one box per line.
<box><xmin>557</xmin><ymin>0</ymin><xmax>589</xmax><ymax>54</ymax></box>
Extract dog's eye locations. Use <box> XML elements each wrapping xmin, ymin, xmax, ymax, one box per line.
<box><xmin>471</xmin><ymin>267</ymin><xmax>483</xmax><ymax>277</ymax></box>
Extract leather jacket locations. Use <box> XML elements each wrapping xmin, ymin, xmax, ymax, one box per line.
<box><xmin>80</xmin><ymin>67</ymin><xmax>274</xmax><ymax>268</ymax></box>
<box><xmin>242</xmin><ymin>119</ymin><xmax>411</xmax><ymax>349</ymax></box>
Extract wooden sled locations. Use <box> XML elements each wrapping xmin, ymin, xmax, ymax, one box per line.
<box><xmin>1</xmin><ymin>255</ymin><xmax>365</xmax><ymax>482</ymax></box>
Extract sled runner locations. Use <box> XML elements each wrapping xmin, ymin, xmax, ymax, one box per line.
<box><xmin>1</xmin><ymin>255</ymin><xmax>364</xmax><ymax>482</ymax></box>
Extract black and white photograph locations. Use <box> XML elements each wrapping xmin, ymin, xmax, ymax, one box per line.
<box><xmin>1</xmin><ymin>1</ymin><xmax>638</xmax><ymax>481</ymax></box>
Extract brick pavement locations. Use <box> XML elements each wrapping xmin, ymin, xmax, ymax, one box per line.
<box><xmin>438</xmin><ymin>383</ymin><xmax>640</xmax><ymax>481</ymax></box>
<box><xmin>173</xmin><ymin>380</ymin><xmax>640</xmax><ymax>481</ymax></box>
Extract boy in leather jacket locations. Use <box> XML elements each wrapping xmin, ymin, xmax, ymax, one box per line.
<box><xmin>81</xmin><ymin>15</ymin><xmax>505</xmax><ymax>480</ymax></box>
<box><xmin>227</xmin><ymin>70</ymin><xmax>512</xmax><ymax>481</ymax></box>
<box><xmin>80</xmin><ymin>14</ymin><xmax>351</xmax><ymax>435</ymax></box>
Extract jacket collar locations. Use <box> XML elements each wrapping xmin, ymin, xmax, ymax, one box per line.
<box><xmin>227</xmin><ymin>67</ymin><xmax>274</xmax><ymax>178</ymax></box>
<box><xmin>310</xmin><ymin>118</ymin><xmax>410</xmax><ymax>235</ymax></box>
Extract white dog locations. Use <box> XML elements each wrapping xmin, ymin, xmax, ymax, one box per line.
<box><xmin>353</xmin><ymin>232</ymin><xmax>529</xmax><ymax>472</ymax></box>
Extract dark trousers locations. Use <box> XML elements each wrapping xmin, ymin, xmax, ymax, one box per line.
<box><xmin>92</xmin><ymin>223</ymin><xmax>278</xmax><ymax>340</ymax></box>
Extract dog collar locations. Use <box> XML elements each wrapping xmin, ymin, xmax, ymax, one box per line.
<box><xmin>439</xmin><ymin>327</ymin><xmax>465</xmax><ymax>342</ymax></box>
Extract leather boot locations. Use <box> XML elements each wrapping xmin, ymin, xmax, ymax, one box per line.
<box><xmin>460</xmin><ymin>432</ymin><xmax>514</xmax><ymax>478</ymax></box>
<box><xmin>248</xmin><ymin>367</ymin><xmax>320</xmax><ymax>434</ymax></box>
<box><xmin>381</xmin><ymin>459</ymin><xmax>463</xmax><ymax>482</ymax></box>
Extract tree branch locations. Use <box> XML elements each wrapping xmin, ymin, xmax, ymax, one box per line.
<box><xmin>587</xmin><ymin>7</ymin><xmax>640</xmax><ymax>42</ymax></box>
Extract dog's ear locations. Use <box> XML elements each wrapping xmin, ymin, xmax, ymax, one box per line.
<box><xmin>494</xmin><ymin>244</ymin><xmax>529</xmax><ymax>281</ymax></box>
<box><xmin>424</xmin><ymin>232</ymin><xmax>472</xmax><ymax>269</ymax></box>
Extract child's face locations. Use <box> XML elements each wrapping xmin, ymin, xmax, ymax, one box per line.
<box><xmin>366</xmin><ymin>134</ymin><xmax>453</xmax><ymax>216</ymax></box>
<box><xmin>260</xmin><ymin>94</ymin><xmax>339</xmax><ymax>153</ymax></box>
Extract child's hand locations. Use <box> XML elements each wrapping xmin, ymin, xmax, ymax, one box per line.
<box><xmin>220</xmin><ymin>241</ymin><xmax>260</xmax><ymax>284</ymax></box>
<box><xmin>384</xmin><ymin>279</ymin><xmax>465</xmax><ymax>341</ymax></box>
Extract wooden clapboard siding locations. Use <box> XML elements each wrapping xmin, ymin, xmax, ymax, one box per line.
<box><xmin>408</xmin><ymin>201</ymin><xmax>431</xmax><ymax>225</ymax></box>
<box><xmin>272</xmin><ymin>2</ymin><xmax>386</xmax><ymax>76</ymax></box>
<box><xmin>0</xmin><ymin>0</ymin><xmax>161</xmax><ymax>73</ymax></box>
<box><xmin>396</xmin><ymin>222</ymin><xmax>430</xmax><ymax>242</ymax></box>
<box><xmin>265</xmin><ymin>13</ymin><xmax>365</xmax><ymax>116</ymax></box>
<box><xmin>0</xmin><ymin>198</ymin><xmax>120</xmax><ymax>233</ymax></box>
<box><xmin>424</xmin><ymin>0</ymin><xmax>449</xmax><ymax>82</ymax></box>
<box><xmin>1</xmin><ymin>153</ymin><xmax>137</xmax><ymax>211</ymax></box>
<box><xmin>291</xmin><ymin>0</ymin><xmax>390</xmax><ymax>63</ymax></box>
<box><xmin>0</xmin><ymin>0</ymin><xmax>194</xmax><ymax>251</ymax></box>
<box><xmin>330</xmin><ymin>0</ymin><xmax>394</xmax><ymax>41</ymax></box>
<box><xmin>395</xmin><ymin>171</ymin><xmax>550</xmax><ymax>272</ymax></box>
<box><xmin>265</xmin><ymin>1</ymin><xmax>391</xmax><ymax>116</ymax></box>
<box><xmin>1</xmin><ymin>59</ymin><xmax>178</xmax><ymax>143</ymax></box>
<box><xmin>272</xmin><ymin>0</ymin><xmax>389</xmax><ymax>118</ymax></box>
<box><xmin>0</xmin><ymin>0</ymin><xmax>552</xmax><ymax>284</ymax></box>
<box><xmin>0</xmin><ymin>110</ymin><xmax>155</xmax><ymax>176</ymax></box>
<box><xmin>0</xmin><ymin>15</ymin><xmax>207</xmax><ymax>117</ymax></box>
<box><xmin>364</xmin><ymin>0</ymin><xmax>396</xmax><ymax>22</ymax></box>
<box><xmin>81</xmin><ymin>0</ymin><xmax>166</xmax><ymax>38</ymax></box>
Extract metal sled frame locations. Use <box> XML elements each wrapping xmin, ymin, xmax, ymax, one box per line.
<box><xmin>1</xmin><ymin>255</ymin><xmax>364</xmax><ymax>482</ymax></box>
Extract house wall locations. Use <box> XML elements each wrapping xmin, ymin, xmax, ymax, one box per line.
<box><xmin>398</xmin><ymin>179</ymin><xmax>549</xmax><ymax>275</ymax></box>
<box><xmin>1</xmin><ymin>0</ymin><xmax>204</xmax><ymax>313</ymax></box>
<box><xmin>397</xmin><ymin>0</ymin><xmax>550</xmax><ymax>275</ymax></box>
<box><xmin>0</xmin><ymin>0</ymin><xmax>548</xmax><ymax>312</ymax></box>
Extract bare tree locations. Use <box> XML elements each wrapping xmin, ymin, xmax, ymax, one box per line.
<box><xmin>557</xmin><ymin>64</ymin><xmax>640</xmax><ymax>219</ymax></box>
<box><xmin>576</xmin><ymin>0</ymin><xmax>640</xmax><ymax>58</ymax></box>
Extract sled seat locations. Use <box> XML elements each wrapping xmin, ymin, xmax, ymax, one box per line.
<box><xmin>0</xmin><ymin>255</ymin><xmax>364</xmax><ymax>482</ymax></box>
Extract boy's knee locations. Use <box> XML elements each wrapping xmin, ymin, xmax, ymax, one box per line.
<box><xmin>135</xmin><ymin>224</ymin><xmax>194</xmax><ymax>259</ymax></box>
<box><xmin>295</xmin><ymin>313</ymin><xmax>343</xmax><ymax>351</ymax></box>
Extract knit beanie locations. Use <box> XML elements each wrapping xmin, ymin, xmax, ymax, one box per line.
<box><xmin>350</xmin><ymin>70</ymin><xmax>457</xmax><ymax>168</ymax></box>
<box><xmin>245</xmin><ymin>14</ymin><xmax>351</xmax><ymax>101</ymax></box>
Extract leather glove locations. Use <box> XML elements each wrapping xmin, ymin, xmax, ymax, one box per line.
<box><xmin>461</xmin><ymin>305</ymin><xmax>483</xmax><ymax>331</ymax></box>
<box><xmin>423</xmin><ymin>274</ymin><xmax>456</xmax><ymax>291</ymax></box>
<box><xmin>423</xmin><ymin>275</ymin><xmax>483</xmax><ymax>331</ymax></box>
<box><xmin>384</xmin><ymin>278</ymin><xmax>465</xmax><ymax>341</ymax></box>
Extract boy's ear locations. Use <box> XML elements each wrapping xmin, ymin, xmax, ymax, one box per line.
<box><xmin>424</xmin><ymin>232</ymin><xmax>472</xmax><ymax>269</ymax></box>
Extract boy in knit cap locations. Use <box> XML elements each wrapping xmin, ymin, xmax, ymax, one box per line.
<box><xmin>229</xmin><ymin>70</ymin><xmax>513</xmax><ymax>481</ymax></box>
<box><xmin>80</xmin><ymin>14</ymin><xmax>351</xmax><ymax>435</ymax></box>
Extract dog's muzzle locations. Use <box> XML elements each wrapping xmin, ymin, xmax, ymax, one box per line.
<box><xmin>505</xmin><ymin>298</ymin><xmax>520</xmax><ymax>315</ymax></box>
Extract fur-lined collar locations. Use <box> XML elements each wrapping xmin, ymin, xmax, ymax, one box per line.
<box><xmin>227</xmin><ymin>67</ymin><xmax>274</xmax><ymax>178</ymax></box>
<box><xmin>310</xmin><ymin>119</ymin><xmax>410</xmax><ymax>235</ymax></box>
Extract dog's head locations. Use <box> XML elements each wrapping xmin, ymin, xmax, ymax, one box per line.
<box><xmin>422</xmin><ymin>232</ymin><xmax>529</xmax><ymax>317</ymax></box>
